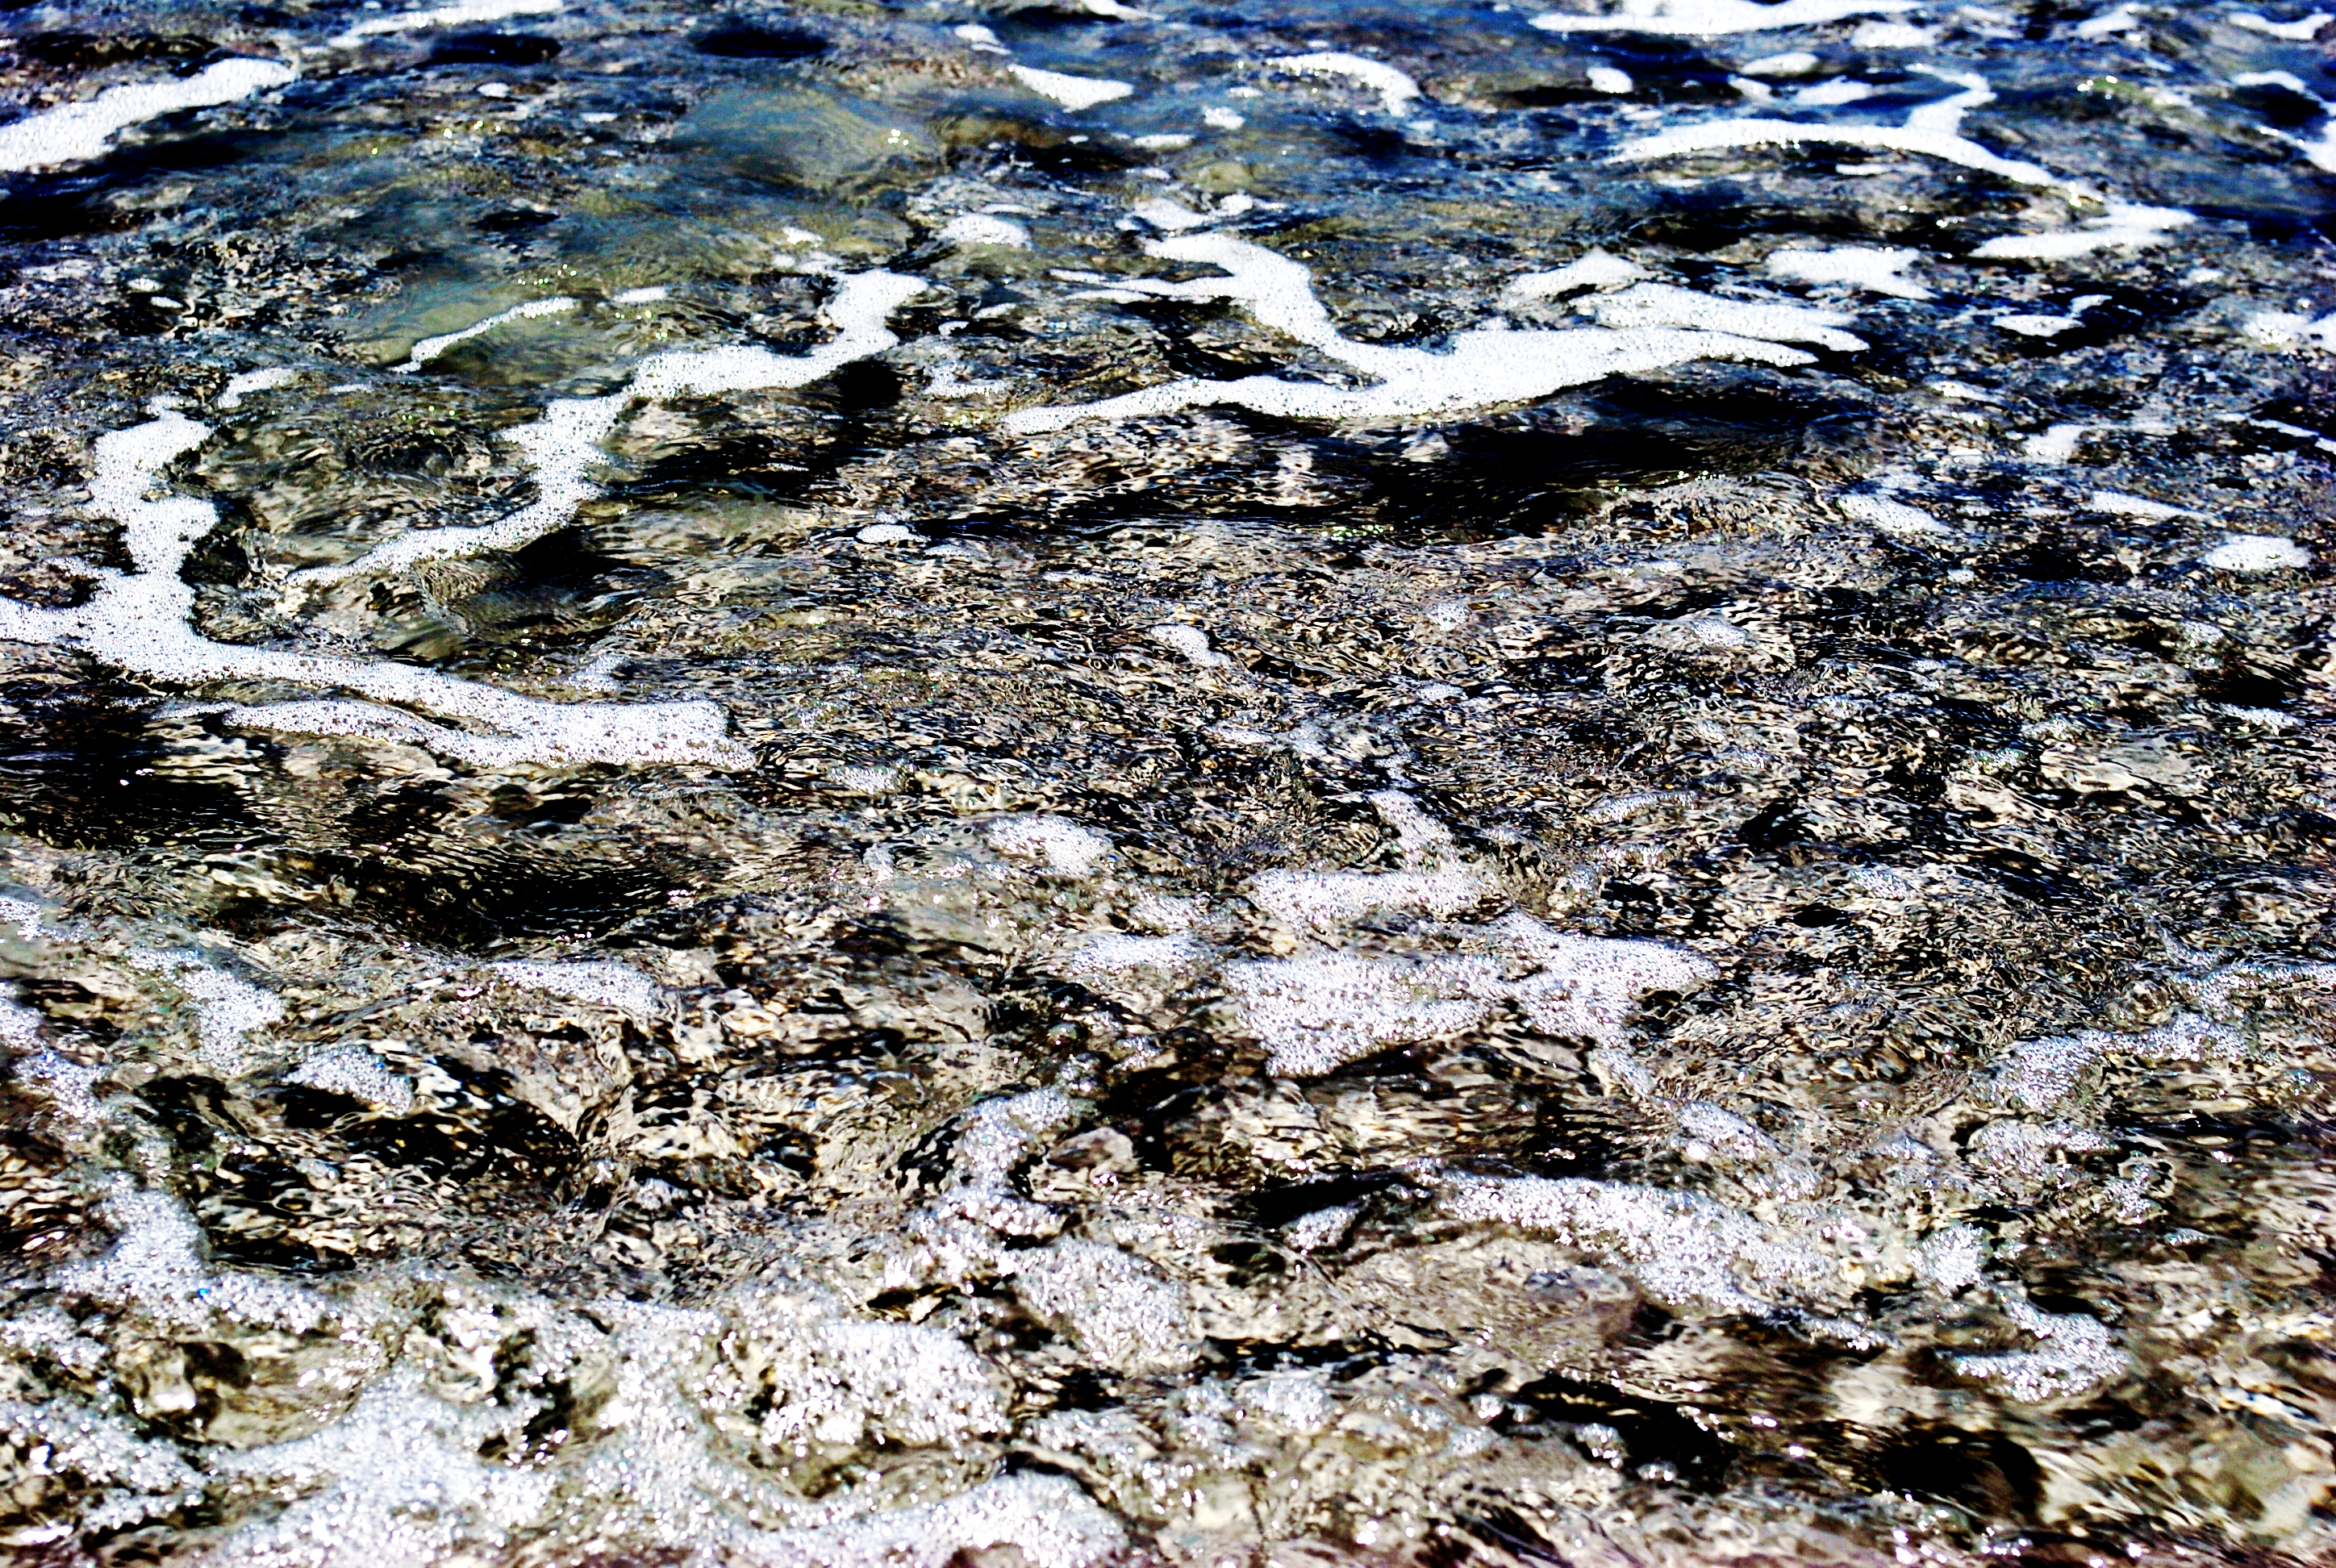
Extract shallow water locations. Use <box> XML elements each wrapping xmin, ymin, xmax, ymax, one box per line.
<box><xmin>0</xmin><ymin>0</ymin><xmax>2330</xmax><ymax>1562</ymax></box>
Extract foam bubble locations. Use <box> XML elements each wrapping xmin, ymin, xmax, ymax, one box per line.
<box><xmin>940</xmin><ymin>213</ymin><xmax>1032</xmax><ymax>248</ymax></box>
<box><xmin>2074</xmin><ymin>2</ymin><xmax>2144</xmax><ymax>36</ymax></box>
<box><xmin>2203</xmin><ymin>533</ymin><xmax>2312</xmax><ymax>570</ymax></box>
<box><xmin>2023</xmin><ymin>422</ymin><xmax>2089</xmax><ymax>461</ymax></box>
<box><xmin>1004</xmin><ymin>232</ymin><xmax>1821</xmax><ymax>434</ymax></box>
<box><xmin>298</xmin><ymin>270</ymin><xmax>924</xmax><ymax>587</ymax></box>
<box><xmin>1739</xmin><ymin>49</ymin><xmax>1820</xmax><ymax>74</ymax></box>
<box><xmin>987</xmin><ymin>815</ymin><xmax>1114</xmax><ymax>876</ymax></box>
<box><xmin>1007</xmin><ymin>1239</ymin><xmax>1198</xmax><ymax>1373</ymax></box>
<box><xmin>0</xmin><ymin>58</ymin><xmax>294</xmax><ymax>173</ymax></box>
<box><xmin>1765</xmin><ymin>244</ymin><xmax>1933</xmax><ymax>298</ymax></box>
<box><xmin>2088</xmin><ymin>488</ymin><xmax>2192</xmax><ymax>519</ymax></box>
<box><xmin>1851</xmin><ymin>19</ymin><xmax>1938</xmax><ymax>43</ymax></box>
<box><xmin>1576</xmin><ymin>281</ymin><xmax>1867</xmax><ymax>349</ymax></box>
<box><xmin>1615</xmin><ymin>71</ymin><xmax>2196</xmax><ymax>261</ymax></box>
<box><xmin>1503</xmin><ymin>249</ymin><xmax>1648</xmax><ymax>302</ymax></box>
<box><xmin>14</xmin><ymin>1048</ymin><xmax>103</xmax><ymax>1122</ymax></box>
<box><xmin>1944</xmin><ymin>1299</ymin><xmax>2126</xmax><ymax>1402</ymax></box>
<box><xmin>1841</xmin><ymin>491</ymin><xmax>1952</xmax><ymax>538</ymax></box>
<box><xmin>393</xmin><ymin>295</ymin><xmax>579</xmax><ymax>372</ymax></box>
<box><xmin>216</xmin><ymin>366</ymin><xmax>303</xmax><ymax>410</ymax></box>
<box><xmin>491</xmin><ymin>958</ymin><xmax>661</xmax><ymax>1018</ymax></box>
<box><xmin>129</xmin><ymin>949</ymin><xmax>283</xmax><ymax>1074</ymax></box>
<box><xmin>1057</xmin><ymin>931</ymin><xmax>1206</xmax><ymax>976</ymax></box>
<box><xmin>0</xmin><ymin>411</ymin><xmax>751</xmax><ymax>771</ymax></box>
<box><xmin>0</xmin><ymin>1397</ymin><xmax>200</xmax><ymax>1529</ymax></box>
<box><xmin>1587</xmin><ymin>65</ymin><xmax>1637</xmax><ymax>93</ymax></box>
<box><xmin>50</xmin><ymin>1184</ymin><xmax>326</xmax><ymax>1334</ymax></box>
<box><xmin>1531</xmin><ymin>0</ymin><xmax>1917</xmax><ymax>35</ymax></box>
<box><xmin>1203</xmin><ymin>105</ymin><xmax>1246</xmax><ymax>129</ymax></box>
<box><xmin>1009</xmin><ymin>65</ymin><xmax>1135</xmax><ymax>111</ymax></box>
<box><xmin>1148</xmin><ymin>623</ymin><xmax>1231</xmax><ymax>665</ymax></box>
<box><xmin>1270</xmin><ymin>52</ymin><xmax>1423</xmax><ymax>114</ymax></box>
<box><xmin>2228</xmin><ymin>9</ymin><xmax>2334</xmax><ymax>38</ymax></box>
<box><xmin>285</xmin><ymin>1046</ymin><xmax>415</xmax><ymax>1115</ymax></box>
<box><xmin>1439</xmin><ymin>1173</ymin><xmax>1838</xmax><ymax>1316</ymax></box>
<box><xmin>757</xmin><ymin>1473</ymin><xmax>1127</xmax><ymax>1568</ymax></box>
<box><xmin>331</xmin><ymin>0</ymin><xmax>561</xmax><ymax>48</ymax></box>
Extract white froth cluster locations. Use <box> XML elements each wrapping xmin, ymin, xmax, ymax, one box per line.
<box><xmin>940</xmin><ymin>212</ymin><xmax>1033</xmax><ymax>249</ymax></box>
<box><xmin>394</xmin><ymin>294</ymin><xmax>579</xmax><ymax>371</ymax></box>
<box><xmin>130</xmin><ymin>949</ymin><xmax>284</xmax><ymax>1074</ymax></box>
<box><xmin>1764</xmin><ymin>244</ymin><xmax>1933</xmax><ymax>298</ymax></box>
<box><xmin>0</xmin><ymin>58</ymin><xmax>294</xmax><ymax>173</ymax></box>
<box><xmin>0</xmin><ymin>409</ymin><xmax>751</xmax><ymax>771</ymax></box>
<box><xmin>300</xmin><ymin>269</ymin><xmax>924</xmax><ymax>587</ymax></box>
<box><xmin>331</xmin><ymin>0</ymin><xmax>560</xmax><ymax>48</ymax></box>
<box><xmin>1004</xmin><ymin>232</ymin><xmax>1829</xmax><ymax>434</ymax></box>
<box><xmin>0</xmin><ymin>1397</ymin><xmax>200</xmax><ymax>1530</ymax></box>
<box><xmin>491</xmin><ymin>957</ymin><xmax>662</xmax><ymax>1018</ymax></box>
<box><xmin>1503</xmin><ymin>248</ymin><xmax>1648</xmax><ymax>302</ymax></box>
<box><xmin>284</xmin><ymin>1045</ymin><xmax>415</xmax><ymax>1114</ymax></box>
<box><xmin>1530</xmin><ymin>0</ymin><xmax>1917</xmax><ymax>34</ymax></box>
<box><xmin>1840</xmin><ymin>490</ymin><xmax>1953</xmax><ymax>539</ymax></box>
<box><xmin>987</xmin><ymin>815</ymin><xmax>1115</xmax><ymax>876</ymax></box>
<box><xmin>1267</xmin><ymin>52</ymin><xmax>1423</xmax><ymax>115</ymax></box>
<box><xmin>1944</xmin><ymin>1298</ymin><xmax>2129</xmax><ymax>1402</ymax></box>
<box><xmin>760</xmin><ymin>1317</ymin><xmax>1008</xmax><ymax>1448</ymax></box>
<box><xmin>1009</xmin><ymin>64</ymin><xmax>1135</xmax><ymax>111</ymax></box>
<box><xmin>1616</xmin><ymin>69</ymin><xmax>2196</xmax><ymax>260</ymax></box>
<box><xmin>49</xmin><ymin>1184</ymin><xmax>326</xmax><ymax>1334</ymax></box>
<box><xmin>1006</xmin><ymin>1238</ymin><xmax>1199</xmax><ymax>1374</ymax></box>
<box><xmin>1438</xmin><ymin>1174</ymin><xmax>1838</xmax><ymax>1316</ymax></box>
<box><xmin>1575</xmin><ymin>281</ymin><xmax>1867</xmax><ymax>349</ymax></box>
<box><xmin>1995</xmin><ymin>1013</ymin><xmax>2245</xmax><ymax>1111</ymax></box>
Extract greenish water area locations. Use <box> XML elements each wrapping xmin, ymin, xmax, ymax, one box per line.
<box><xmin>0</xmin><ymin>0</ymin><xmax>2331</xmax><ymax>1561</ymax></box>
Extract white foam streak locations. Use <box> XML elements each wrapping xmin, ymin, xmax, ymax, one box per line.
<box><xmin>0</xmin><ymin>58</ymin><xmax>294</xmax><ymax>173</ymax></box>
<box><xmin>394</xmin><ymin>295</ymin><xmax>579</xmax><ymax>372</ymax></box>
<box><xmin>1502</xmin><ymin>248</ymin><xmax>1648</xmax><ymax>301</ymax></box>
<box><xmin>1008</xmin><ymin>65</ymin><xmax>1135</xmax><ymax>111</ymax></box>
<box><xmin>493</xmin><ymin>958</ymin><xmax>662</xmax><ymax>1017</ymax></box>
<box><xmin>331</xmin><ymin>0</ymin><xmax>560</xmax><ymax>48</ymax></box>
<box><xmin>2228</xmin><ymin>9</ymin><xmax>2333</xmax><ymax>38</ymax></box>
<box><xmin>1003</xmin><ymin>233</ymin><xmax>1819</xmax><ymax>434</ymax></box>
<box><xmin>1576</xmin><ymin>281</ymin><xmax>1867</xmax><ymax>349</ymax></box>
<box><xmin>1268</xmin><ymin>52</ymin><xmax>1423</xmax><ymax>114</ymax></box>
<box><xmin>1765</xmin><ymin>244</ymin><xmax>1933</xmax><ymax>298</ymax></box>
<box><xmin>299</xmin><ymin>270</ymin><xmax>924</xmax><ymax>586</ymax></box>
<box><xmin>1616</xmin><ymin>70</ymin><xmax>2196</xmax><ymax>260</ymax></box>
<box><xmin>130</xmin><ymin>949</ymin><xmax>283</xmax><ymax>1073</ymax></box>
<box><xmin>1531</xmin><ymin>0</ymin><xmax>1917</xmax><ymax>34</ymax></box>
<box><xmin>0</xmin><ymin>411</ymin><xmax>749</xmax><ymax>771</ymax></box>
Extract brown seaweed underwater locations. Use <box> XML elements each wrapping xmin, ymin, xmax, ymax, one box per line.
<box><xmin>0</xmin><ymin>0</ymin><xmax>2332</xmax><ymax>1562</ymax></box>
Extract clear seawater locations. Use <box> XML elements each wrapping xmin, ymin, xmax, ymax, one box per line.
<box><xmin>0</xmin><ymin>0</ymin><xmax>2332</xmax><ymax>1563</ymax></box>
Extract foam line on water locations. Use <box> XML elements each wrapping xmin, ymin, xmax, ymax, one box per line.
<box><xmin>1003</xmin><ymin>232</ymin><xmax>1822</xmax><ymax>433</ymax></box>
<box><xmin>1008</xmin><ymin>65</ymin><xmax>1134</xmax><ymax>111</ymax></box>
<box><xmin>1530</xmin><ymin>0</ymin><xmax>1917</xmax><ymax>35</ymax></box>
<box><xmin>1764</xmin><ymin>244</ymin><xmax>1933</xmax><ymax>298</ymax></box>
<box><xmin>0</xmin><ymin>58</ymin><xmax>294</xmax><ymax>173</ymax></box>
<box><xmin>298</xmin><ymin>270</ymin><xmax>924</xmax><ymax>587</ymax></box>
<box><xmin>1268</xmin><ymin>52</ymin><xmax>1422</xmax><ymax>114</ymax></box>
<box><xmin>0</xmin><ymin>411</ymin><xmax>751</xmax><ymax>770</ymax></box>
<box><xmin>1615</xmin><ymin>67</ymin><xmax>2196</xmax><ymax>259</ymax></box>
<box><xmin>330</xmin><ymin>0</ymin><xmax>561</xmax><ymax>48</ymax></box>
<box><xmin>393</xmin><ymin>296</ymin><xmax>580</xmax><ymax>372</ymax></box>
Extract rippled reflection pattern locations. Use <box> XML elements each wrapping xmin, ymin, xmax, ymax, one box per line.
<box><xmin>0</xmin><ymin>0</ymin><xmax>2330</xmax><ymax>1563</ymax></box>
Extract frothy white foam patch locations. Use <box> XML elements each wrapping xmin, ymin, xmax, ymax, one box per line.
<box><xmin>1246</xmin><ymin>865</ymin><xmax>1491</xmax><ymax>928</ymax></box>
<box><xmin>1793</xmin><ymin>77</ymin><xmax>1880</xmax><ymax>105</ymax></box>
<box><xmin>1268</xmin><ymin>52</ymin><xmax>1423</xmax><ymax>114</ymax></box>
<box><xmin>1501</xmin><ymin>248</ymin><xmax>1647</xmax><ymax>301</ymax></box>
<box><xmin>331</xmin><ymin>0</ymin><xmax>560</xmax><ymax>48</ymax></box>
<box><xmin>2074</xmin><ymin>2</ymin><xmax>2144</xmax><ymax>36</ymax></box>
<box><xmin>1587</xmin><ymin>65</ymin><xmax>1637</xmax><ymax>93</ymax></box>
<box><xmin>2229</xmin><ymin>8</ymin><xmax>2333</xmax><ymax>37</ymax></box>
<box><xmin>0</xmin><ymin>1396</ymin><xmax>199</xmax><ymax>1530</ymax></box>
<box><xmin>2231</xmin><ymin>70</ymin><xmax>2336</xmax><ymax>171</ymax></box>
<box><xmin>1149</xmin><ymin>623</ymin><xmax>1232</xmax><ymax>665</ymax></box>
<box><xmin>1008</xmin><ymin>65</ymin><xmax>1135</xmax><ymax>111</ymax></box>
<box><xmin>130</xmin><ymin>949</ymin><xmax>282</xmax><ymax>1074</ymax></box>
<box><xmin>1228</xmin><ymin>913</ymin><xmax>1714</xmax><ymax>1077</ymax></box>
<box><xmin>1439</xmin><ymin>1174</ymin><xmax>1837</xmax><ymax>1316</ymax></box>
<box><xmin>394</xmin><ymin>295</ymin><xmax>578</xmax><ymax>372</ymax></box>
<box><xmin>14</xmin><ymin>1048</ymin><xmax>103</xmax><ymax>1121</ymax></box>
<box><xmin>1851</xmin><ymin>19</ymin><xmax>1938</xmax><ymax>43</ymax></box>
<box><xmin>758</xmin><ymin>1473</ymin><xmax>1126</xmax><ymax>1568</ymax></box>
<box><xmin>1203</xmin><ymin>104</ymin><xmax>1246</xmax><ymax>129</ymax></box>
<box><xmin>2023</xmin><ymin>422</ymin><xmax>2089</xmax><ymax>461</ymax></box>
<box><xmin>0</xmin><ymin>58</ymin><xmax>294</xmax><ymax>173</ymax></box>
<box><xmin>1006</xmin><ymin>1239</ymin><xmax>1198</xmax><ymax>1373</ymax></box>
<box><xmin>285</xmin><ymin>1046</ymin><xmax>415</xmax><ymax>1115</ymax></box>
<box><xmin>1057</xmin><ymin>931</ymin><xmax>1206</xmax><ymax>977</ymax></box>
<box><xmin>1130</xmin><ymin>196</ymin><xmax>1212</xmax><ymax>229</ymax></box>
<box><xmin>761</xmin><ymin>1318</ymin><xmax>1009</xmax><ymax>1448</ymax></box>
<box><xmin>2242</xmin><ymin>307</ymin><xmax>2336</xmax><ymax>348</ymax></box>
<box><xmin>1739</xmin><ymin>48</ymin><xmax>1820</xmax><ymax>74</ymax></box>
<box><xmin>1840</xmin><ymin>491</ymin><xmax>1952</xmax><ymax>538</ymax></box>
<box><xmin>1944</xmin><ymin>1299</ymin><xmax>2127</xmax><ymax>1402</ymax></box>
<box><xmin>1576</xmin><ymin>281</ymin><xmax>1867</xmax><ymax>349</ymax></box>
<box><xmin>216</xmin><ymin>366</ymin><xmax>303</xmax><ymax>410</ymax></box>
<box><xmin>50</xmin><ymin>1184</ymin><xmax>326</xmax><ymax>1334</ymax></box>
<box><xmin>2087</xmin><ymin>488</ymin><xmax>2192</xmax><ymax>519</ymax></box>
<box><xmin>297</xmin><ymin>270</ymin><xmax>924</xmax><ymax>588</ymax></box>
<box><xmin>492</xmin><ymin>958</ymin><xmax>661</xmax><ymax>1018</ymax></box>
<box><xmin>940</xmin><ymin>212</ymin><xmax>1032</xmax><ymax>248</ymax></box>
<box><xmin>2202</xmin><ymin>533</ymin><xmax>2311</xmax><ymax>570</ymax></box>
<box><xmin>1615</xmin><ymin>70</ymin><xmax>2196</xmax><ymax>261</ymax></box>
<box><xmin>1765</xmin><ymin>244</ymin><xmax>1933</xmax><ymax>298</ymax></box>
<box><xmin>1003</xmin><ymin>233</ymin><xmax>1822</xmax><ymax>434</ymax></box>
<box><xmin>987</xmin><ymin>815</ymin><xmax>1114</xmax><ymax>876</ymax></box>
<box><xmin>0</xmin><ymin>411</ymin><xmax>751</xmax><ymax>771</ymax></box>
<box><xmin>1532</xmin><ymin>0</ymin><xmax>1916</xmax><ymax>34</ymax></box>
<box><xmin>856</xmin><ymin>521</ymin><xmax>922</xmax><ymax>544</ymax></box>
<box><xmin>1994</xmin><ymin>1014</ymin><xmax>2243</xmax><ymax>1111</ymax></box>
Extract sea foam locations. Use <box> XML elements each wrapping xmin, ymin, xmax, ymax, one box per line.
<box><xmin>0</xmin><ymin>59</ymin><xmax>294</xmax><ymax>173</ymax></box>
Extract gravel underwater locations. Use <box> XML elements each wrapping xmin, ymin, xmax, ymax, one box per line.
<box><xmin>0</xmin><ymin>0</ymin><xmax>2332</xmax><ymax>1563</ymax></box>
